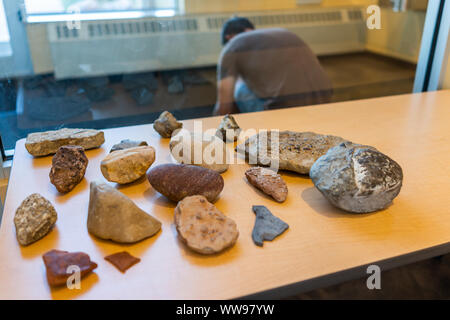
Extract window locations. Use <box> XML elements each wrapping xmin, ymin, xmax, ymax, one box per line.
<box><xmin>24</xmin><ymin>0</ymin><xmax>179</xmax><ymax>14</ymax></box>
<box><xmin>0</xmin><ymin>0</ymin><xmax>445</xmax><ymax>153</ymax></box>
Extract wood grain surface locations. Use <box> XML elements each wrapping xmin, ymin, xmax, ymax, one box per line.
<box><xmin>0</xmin><ymin>90</ymin><xmax>449</xmax><ymax>300</ymax></box>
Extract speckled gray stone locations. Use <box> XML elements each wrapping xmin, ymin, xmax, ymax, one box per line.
<box><xmin>252</xmin><ymin>205</ymin><xmax>289</xmax><ymax>247</ymax></box>
<box><xmin>87</xmin><ymin>181</ymin><xmax>161</xmax><ymax>243</ymax></box>
<box><xmin>25</xmin><ymin>128</ymin><xmax>105</xmax><ymax>157</ymax></box>
<box><xmin>310</xmin><ymin>142</ymin><xmax>403</xmax><ymax>213</ymax></box>
<box><xmin>14</xmin><ymin>194</ymin><xmax>57</xmax><ymax>246</ymax></box>
<box><xmin>110</xmin><ymin>139</ymin><xmax>148</xmax><ymax>153</ymax></box>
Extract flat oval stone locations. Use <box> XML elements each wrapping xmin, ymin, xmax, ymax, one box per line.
<box><xmin>147</xmin><ymin>164</ymin><xmax>224</xmax><ymax>202</ymax></box>
<box><xmin>175</xmin><ymin>195</ymin><xmax>239</xmax><ymax>254</ymax></box>
<box><xmin>236</xmin><ymin>131</ymin><xmax>347</xmax><ymax>174</ymax></box>
<box><xmin>101</xmin><ymin>146</ymin><xmax>155</xmax><ymax>184</ymax></box>
<box><xmin>310</xmin><ymin>142</ymin><xmax>403</xmax><ymax>213</ymax></box>
<box><xmin>14</xmin><ymin>194</ymin><xmax>57</xmax><ymax>246</ymax></box>
<box><xmin>50</xmin><ymin>145</ymin><xmax>88</xmax><ymax>193</ymax></box>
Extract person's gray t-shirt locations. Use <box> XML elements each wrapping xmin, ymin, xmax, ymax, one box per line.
<box><xmin>218</xmin><ymin>28</ymin><xmax>333</xmax><ymax>108</ymax></box>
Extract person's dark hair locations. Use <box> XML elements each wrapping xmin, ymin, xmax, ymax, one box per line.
<box><xmin>221</xmin><ymin>17</ymin><xmax>255</xmax><ymax>45</ymax></box>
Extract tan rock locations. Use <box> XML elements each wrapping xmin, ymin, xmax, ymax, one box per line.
<box><xmin>169</xmin><ymin>132</ymin><xmax>230</xmax><ymax>173</ymax></box>
<box><xmin>25</xmin><ymin>128</ymin><xmax>105</xmax><ymax>157</ymax></box>
<box><xmin>175</xmin><ymin>195</ymin><xmax>239</xmax><ymax>254</ymax></box>
<box><xmin>245</xmin><ymin>167</ymin><xmax>288</xmax><ymax>202</ymax></box>
<box><xmin>14</xmin><ymin>194</ymin><xmax>57</xmax><ymax>246</ymax></box>
<box><xmin>88</xmin><ymin>181</ymin><xmax>161</xmax><ymax>243</ymax></box>
<box><xmin>236</xmin><ymin>131</ymin><xmax>347</xmax><ymax>174</ymax></box>
<box><xmin>101</xmin><ymin>146</ymin><xmax>155</xmax><ymax>184</ymax></box>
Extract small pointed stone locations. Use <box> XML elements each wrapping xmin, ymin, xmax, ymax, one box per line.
<box><xmin>252</xmin><ymin>205</ymin><xmax>289</xmax><ymax>247</ymax></box>
<box><xmin>245</xmin><ymin>167</ymin><xmax>288</xmax><ymax>202</ymax></box>
<box><xmin>216</xmin><ymin>114</ymin><xmax>241</xmax><ymax>142</ymax></box>
<box><xmin>153</xmin><ymin>111</ymin><xmax>182</xmax><ymax>138</ymax></box>
<box><xmin>14</xmin><ymin>194</ymin><xmax>57</xmax><ymax>246</ymax></box>
<box><xmin>105</xmin><ymin>251</ymin><xmax>141</xmax><ymax>273</ymax></box>
<box><xmin>87</xmin><ymin>181</ymin><xmax>161</xmax><ymax>243</ymax></box>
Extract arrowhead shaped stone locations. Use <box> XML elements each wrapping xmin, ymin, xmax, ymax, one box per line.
<box><xmin>87</xmin><ymin>181</ymin><xmax>161</xmax><ymax>243</ymax></box>
<box><xmin>252</xmin><ymin>205</ymin><xmax>289</xmax><ymax>247</ymax></box>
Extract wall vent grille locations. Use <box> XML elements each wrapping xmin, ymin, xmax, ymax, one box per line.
<box><xmin>348</xmin><ymin>9</ymin><xmax>363</xmax><ymax>21</ymax></box>
<box><xmin>207</xmin><ymin>11</ymin><xmax>343</xmax><ymax>30</ymax></box>
<box><xmin>55</xmin><ymin>18</ymin><xmax>198</xmax><ymax>39</ymax></box>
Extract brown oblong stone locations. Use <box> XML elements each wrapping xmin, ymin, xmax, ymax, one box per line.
<box><xmin>147</xmin><ymin>163</ymin><xmax>224</xmax><ymax>202</ymax></box>
<box><xmin>42</xmin><ymin>249</ymin><xmax>97</xmax><ymax>287</ymax></box>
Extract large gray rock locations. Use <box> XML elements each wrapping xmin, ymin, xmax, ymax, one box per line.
<box><xmin>14</xmin><ymin>194</ymin><xmax>58</xmax><ymax>246</ymax></box>
<box><xmin>87</xmin><ymin>181</ymin><xmax>161</xmax><ymax>243</ymax></box>
<box><xmin>25</xmin><ymin>128</ymin><xmax>105</xmax><ymax>157</ymax></box>
<box><xmin>236</xmin><ymin>131</ymin><xmax>346</xmax><ymax>174</ymax></box>
<box><xmin>310</xmin><ymin>142</ymin><xmax>403</xmax><ymax>213</ymax></box>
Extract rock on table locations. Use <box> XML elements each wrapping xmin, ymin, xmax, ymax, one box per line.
<box><xmin>14</xmin><ymin>193</ymin><xmax>58</xmax><ymax>246</ymax></box>
<box><xmin>25</xmin><ymin>128</ymin><xmax>105</xmax><ymax>157</ymax></box>
<box><xmin>310</xmin><ymin>142</ymin><xmax>403</xmax><ymax>213</ymax></box>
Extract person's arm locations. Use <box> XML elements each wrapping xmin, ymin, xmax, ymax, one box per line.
<box><xmin>213</xmin><ymin>76</ymin><xmax>238</xmax><ymax>115</ymax></box>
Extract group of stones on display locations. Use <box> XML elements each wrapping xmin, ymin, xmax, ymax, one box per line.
<box><xmin>13</xmin><ymin>108</ymin><xmax>403</xmax><ymax>289</ymax></box>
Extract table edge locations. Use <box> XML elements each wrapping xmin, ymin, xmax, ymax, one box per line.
<box><xmin>238</xmin><ymin>241</ymin><xmax>450</xmax><ymax>299</ymax></box>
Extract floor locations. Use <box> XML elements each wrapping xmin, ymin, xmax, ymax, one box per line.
<box><xmin>290</xmin><ymin>254</ymin><xmax>450</xmax><ymax>299</ymax></box>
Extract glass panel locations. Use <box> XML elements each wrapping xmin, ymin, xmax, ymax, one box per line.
<box><xmin>0</xmin><ymin>0</ymin><xmax>431</xmax><ymax>151</ymax></box>
<box><xmin>24</xmin><ymin>0</ymin><xmax>178</xmax><ymax>14</ymax></box>
<box><xmin>0</xmin><ymin>0</ymin><xmax>11</xmax><ymax>57</ymax></box>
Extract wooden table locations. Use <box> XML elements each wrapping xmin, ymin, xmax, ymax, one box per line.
<box><xmin>1</xmin><ymin>90</ymin><xmax>449</xmax><ymax>300</ymax></box>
